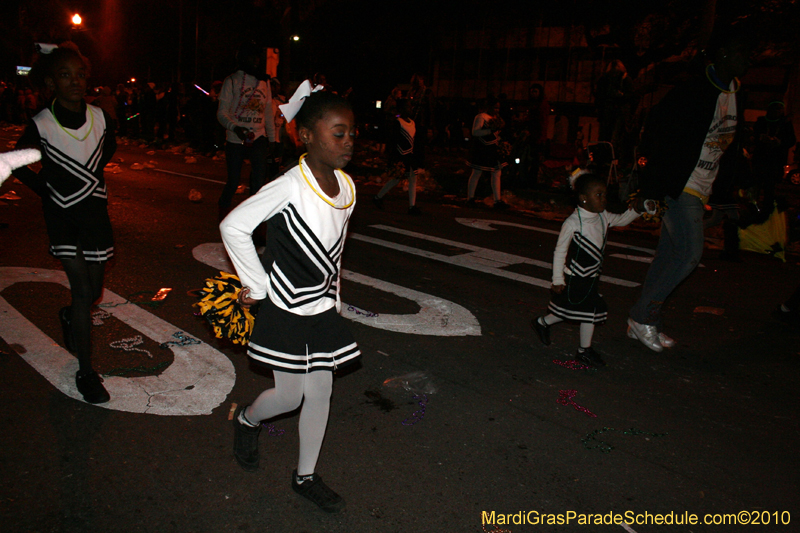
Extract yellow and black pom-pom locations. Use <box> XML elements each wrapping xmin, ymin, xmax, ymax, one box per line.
<box><xmin>194</xmin><ymin>272</ymin><xmax>257</xmax><ymax>345</ymax></box>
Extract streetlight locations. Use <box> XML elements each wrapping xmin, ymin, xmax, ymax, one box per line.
<box><xmin>291</xmin><ymin>34</ymin><xmax>300</xmax><ymax>42</ymax></box>
<box><xmin>71</xmin><ymin>13</ymin><xmax>82</xmax><ymax>27</ymax></box>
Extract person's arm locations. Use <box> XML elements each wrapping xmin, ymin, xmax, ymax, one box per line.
<box><xmin>263</xmin><ymin>80</ymin><xmax>276</xmax><ymax>143</ymax></box>
<box><xmin>11</xmin><ymin>120</ymin><xmax>46</xmax><ymax>197</ymax></box>
<box><xmin>219</xmin><ymin>177</ymin><xmax>291</xmax><ymax>300</ymax></box>
<box><xmin>551</xmin><ymin>218</ymin><xmax>575</xmax><ymax>287</ymax></box>
<box><xmin>605</xmin><ymin>207</ymin><xmax>641</xmax><ymax>228</ymax></box>
<box><xmin>472</xmin><ymin>114</ymin><xmax>491</xmax><ymax>137</ymax></box>
<box><xmin>98</xmin><ymin>109</ymin><xmax>117</xmax><ymax>169</ymax></box>
<box><xmin>216</xmin><ymin>77</ymin><xmax>246</xmax><ymax>139</ymax></box>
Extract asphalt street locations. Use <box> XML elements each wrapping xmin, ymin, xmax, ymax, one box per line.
<box><xmin>1</xmin><ymin>131</ymin><xmax>799</xmax><ymax>533</ymax></box>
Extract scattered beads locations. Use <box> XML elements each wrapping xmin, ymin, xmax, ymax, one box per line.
<box><xmin>553</xmin><ymin>358</ymin><xmax>593</xmax><ymax>371</ymax></box>
<box><xmin>262</xmin><ymin>424</ymin><xmax>285</xmax><ymax>437</ymax></box>
<box><xmin>160</xmin><ymin>331</ymin><xmax>201</xmax><ymax>349</ymax></box>
<box><xmin>91</xmin><ymin>309</ymin><xmax>112</xmax><ymax>326</ymax></box>
<box><xmin>557</xmin><ymin>389</ymin><xmax>597</xmax><ymax>418</ymax></box>
<box><xmin>109</xmin><ymin>335</ymin><xmax>153</xmax><ymax>358</ymax></box>
<box><xmin>402</xmin><ymin>394</ymin><xmax>428</xmax><ymax>426</ymax></box>
<box><xmin>581</xmin><ymin>427</ymin><xmax>669</xmax><ymax>453</ymax></box>
<box><xmin>347</xmin><ymin>305</ymin><xmax>379</xmax><ymax>318</ymax></box>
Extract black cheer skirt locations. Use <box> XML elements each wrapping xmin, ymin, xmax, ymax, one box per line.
<box><xmin>548</xmin><ymin>275</ymin><xmax>608</xmax><ymax>324</ymax></box>
<box><xmin>247</xmin><ymin>297</ymin><xmax>361</xmax><ymax>374</ymax></box>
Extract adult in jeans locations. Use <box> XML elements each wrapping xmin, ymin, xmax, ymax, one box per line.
<box><xmin>627</xmin><ymin>26</ymin><xmax>752</xmax><ymax>352</ymax></box>
<box><xmin>217</xmin><ymin>40</ymin><xmax>276</xmax><ymax>220</ymax></box>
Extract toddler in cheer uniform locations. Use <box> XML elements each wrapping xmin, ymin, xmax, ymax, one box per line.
<box><xmin>532</xmin><ymin>172</ymin><xmax>650</xmax><ymax>366</ymax></box>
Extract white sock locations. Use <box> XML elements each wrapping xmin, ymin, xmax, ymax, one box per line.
<box><xmin>238</xmin><ymin>408</ymin><xmax>258</xmax><ymax>427</ymax></box>
<box><xmin>579</xmin><ymin>323</ymin><xmax>595</xmax><ymax>349</ymax></box>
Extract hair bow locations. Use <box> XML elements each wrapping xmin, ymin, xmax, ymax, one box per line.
<box><xmin>35</xmin><ymin>43</ymin><xmax>58</xmax><ymax>55</ymax></box>
<box><xmin>279</xmin><ymin>80</ymin><xmax>324</xmax><ymax>123</ymax></box>
<box><xmin>569</xmin><ymin>168</ymin><xmax>592</xmax><ymax>190</ymax></box>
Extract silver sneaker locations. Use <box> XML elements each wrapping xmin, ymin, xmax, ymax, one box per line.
<box><xmin>657</xmin><ymin>332</ymin><xmax>676</xmax><ymax>349</ymax></box>
<box><xmin>626</xmin><ymin>318</ymin><xmax>664</xmax><ymax>352</ymax></box>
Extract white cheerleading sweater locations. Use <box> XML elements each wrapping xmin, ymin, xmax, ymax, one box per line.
<box><xmin>220</xmin><ymin>159</ymin><xmax>356</xmax><ymax>316</ymax></box>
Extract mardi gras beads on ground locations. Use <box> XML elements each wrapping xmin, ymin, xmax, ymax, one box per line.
<box><xmin>581</xmin><ymin>427</ymin><xmax>669</xmax><ymax>453</ymax></box>
<box><xmin>557</xmin><ymin>389</ymin><xmax>597</xmax><ymax>418</ymax></box>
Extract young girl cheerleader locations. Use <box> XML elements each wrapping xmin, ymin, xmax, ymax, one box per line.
<box><xmin>466</xmin><ymin>97</ymin><xmax>509</xmax><ymax>210</ymax></box>
<box><xmin>13</xmin><ymin>44</ymin><xmax>116</xmax><ymax>404</ymax></box>
<box><xmin>532</xmin><ymin>172</ymin><xmax>648</xmax><ymax>367</ymax></box>
<box><xmin>220</xmin><ymin>81</ymin><xmax>360</xmax><ymax>513</ymax></box>
<box><xmin>373</xmin><ymin>99</ymin><xmax>422</xmax><ymax>214</ymax></box>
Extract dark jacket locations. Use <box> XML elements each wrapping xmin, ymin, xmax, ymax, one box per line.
<box><xmin>638</xmin><ymin>69</ymin><xmax>742</xmax><ymax>200</ymax></box>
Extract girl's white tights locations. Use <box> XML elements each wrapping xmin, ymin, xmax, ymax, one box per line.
<box><xmin>540</xmin><ymin>314</ymin><xmax>595</xmax><ymax>348</ymax></box>
<box><xmin>467</xmin><ymin>169</ymin><xmax>502</xmax><ymax>201</ymax></box>
<box><xmin>246</xmin><ymin>370</ymin><xmax>333</xmax><ymax>477</ymax></box>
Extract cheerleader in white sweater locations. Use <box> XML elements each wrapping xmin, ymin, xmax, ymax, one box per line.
<box><xmin>532</xmin><ymin>172</ymin><xmax>648</xmax><ymax>367</ymax></box>
<box><xmin>220</xmin><ymin>82</ymin><xmax>359</xmax><ymax>512</ymax></box>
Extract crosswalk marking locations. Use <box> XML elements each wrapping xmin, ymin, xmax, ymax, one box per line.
<box><xmin>352</xmin><ymin>225</ymin><xmax>641</xmax><ymax>288</ymax></box>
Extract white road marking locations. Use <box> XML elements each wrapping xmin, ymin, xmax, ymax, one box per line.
<box><xmin>354</xmin><ymin>225</ymin><xmax>640</xmax><ymax>288</ymax></box>
<box><xmin>610</xmin><ymin>253</ymin><xmax>653</xmax><ymax>263</ymax></box>
<box><xmin>192</xmin><ymin>243</ymin><xmax>481</xmax><ymax>336</ymax></box>
<box><xmin>455</xmin><ymin>217</ymin><xmax>657</xmax><ymax>254</ymax></box>
<box><xmin>0</xmin><ymin>267</ymin><xmax>235</xmax><ymax>415</ymax></box>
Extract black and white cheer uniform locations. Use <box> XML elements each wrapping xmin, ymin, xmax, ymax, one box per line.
<box><xmin>548</xmin><ymin>207</ymin><xmax>640</xmax><ymax>323</ymax></box>
<box><xmin>468</xmin><ymin>112</ymin><xmax>504</xmax><ymax>171</ymax></box>
<box><xmin>14</xmin><ymin>100</ymin><xmax>116</xmax><ymax>262</ymax></box>
<box><xmin>220</xmin><ymin>158</ymin><xmax>361</xmax><ymax>373</ymax></box>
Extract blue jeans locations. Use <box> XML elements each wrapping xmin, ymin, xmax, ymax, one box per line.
<box><xmin>218</xmin><ymin>136</ymin><xmax>269</xmax><ymax>209</ymax></box>
<box><xmin>629</xmin><ymin>193</ymin><xmax>705</xmax><ymax>327</ymax></box>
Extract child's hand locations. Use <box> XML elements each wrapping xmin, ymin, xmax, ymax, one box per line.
<box><xmin>633</xmin><ymin>197</ymin><xmax>657</xmax><ymax>215</ymax></box>
<box><xmin>238</xmin><ymin>287</ymin><xmax>260</xmax><ymax>308</ymax></box>
<box><xmin>551</xmin><ymin>284</ymin><xmax>565</xmax><ymax>294</ymax></box>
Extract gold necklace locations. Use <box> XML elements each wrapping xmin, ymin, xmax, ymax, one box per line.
<box><xmin>298</xmin><ymin>154</ymin><xmax>355</xmax><ymax>209</ymax></box>
<box><xmin>705</xmin><ymin>65</ymin><xmax>740</xmax><ymax>94</ymax></box>
<box><xmin>50</xmin><ymin>100</ymin><xmax>94</xmax><ymax>141</ymax></box>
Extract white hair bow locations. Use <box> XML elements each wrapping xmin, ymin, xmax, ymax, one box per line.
<box><xmin>0</xmin><ymin>149</ymin><xmax>42</xmax><ymax>187</ymax></box>
<box><xmin>35</xmin><ymin>43</ymin><xmax>58</xmax><ymax>55</ymax></box>
<box><xmin>278</xmin><ymin>80</ymin><xmax>324</xmax><ymax>124</ymax></box>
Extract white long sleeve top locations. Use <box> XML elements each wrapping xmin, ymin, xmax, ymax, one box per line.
<box><xmin>552</xmin><ymin>207</ymin><xmax>641</xmax><ymax>286</ymax></box>
<box><xmin>219</xmin><ymin>159</ymin><xmax>356</xmax><ymax>316</ymax></box>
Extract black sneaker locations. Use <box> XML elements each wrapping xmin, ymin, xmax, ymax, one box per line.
<box><xmin>372</xmin><ymin>195</ymin><xmax>384</xmax><ymax>209</ymax></box>
<box><xmin>466</xmin><ymin>198</ymin><xmax>480</xmax><ymax>208</ymax></box>
<box><xmin>59</xmin><ymin>306</ymin><xmax>76</xmax><ymax>352</ymax></box>
<box><xmin>575</xmin><ymin>347</ymin><xmax>606</xmax><ymax>367</ymax></box>
<box><xmin>531</xmin><ymin>317</ymin><xmax>551</xmax><ymax>346</ymax></box>
<box><xmin>291</xmin><ymin>470</ymin><xmax>345</xmax><ymax>513</ymax></box>
<box><xmin>493</xmin><ymin>199</ymin><xmax>510</xmax><ymax>210</ymax></box>
<box><xmin>233</xmin><ymin>405</ymin><xmax>261</xmax><ymax>472</ymax></box>
<box><xmin>75</xmin><ymin>370</ymin><xmax>110</xmax><ymax>404</ymax></box>
<box><xmin>408</xmin><ymin>205</ymin><xmax>422</xmax><ymax>216</ymax></box>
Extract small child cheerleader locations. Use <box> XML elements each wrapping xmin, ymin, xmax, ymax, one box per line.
<box><xmin>220</xmin><ymin>81</ymin><xmax>360</xmax><ymax>512</ymax></box>
<box><xmin>532</xmin><ymin>172</ymin><xmax>649</xmax><ymax>367</ymax></box>
<box><xmin>13</xmin><ymin>44</ymin><xmax>117</xmax><ymax>403</ymax></box>
<box><xmin>372</xmin><ymin>99</ymin><xmax>421</xmax><ymax>214</ymax></box>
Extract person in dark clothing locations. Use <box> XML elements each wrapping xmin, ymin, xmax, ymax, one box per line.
<box><xmin>627</xmin><ymin>26</ymin><xmax>753</xmax><ymax>352</ymax></box>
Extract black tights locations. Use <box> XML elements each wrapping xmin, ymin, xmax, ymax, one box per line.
<box><xmin>60</xmin><ymin>250</ymin><xmax>106</xmax><ymax>373</ymax></box>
